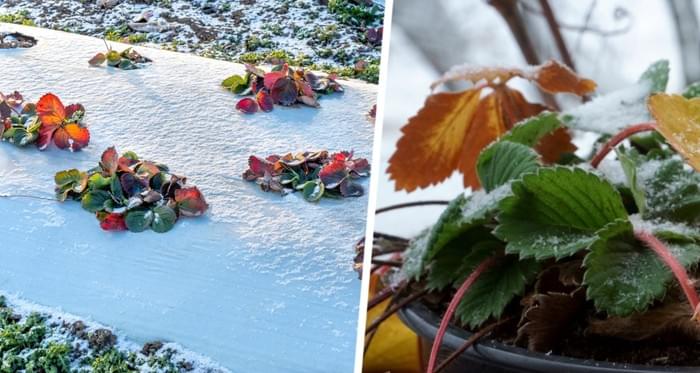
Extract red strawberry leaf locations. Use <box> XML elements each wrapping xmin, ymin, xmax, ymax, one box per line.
<box><xmin>271</xmin><ymin>78</ymin><xmax>298</xmax><ymax>106</ymax></box>
<box><xmin>236</xmin><ymin>97</ymin><xmax>258</xmax><ymax>114</ymax></box>
<box><xmin>264</xmin><ymin>63</ymin><xmax>289</xmax><ymax>90</ymax></box>
<box><xmin>36</xmin><ymin>93</ymin><xmax>66</xmax><ymax>128</ymax></box>
<box><xmin>100</xmin><ymin>146</ymin><xmax>119</xmax><ymax>176</ymax></box>
<box><xmin>257</xmin><ymin>90</ymin><xmax>274</xmax><ymax>112</ymax></box>
<box><xmin>319</xmin><ymin>160</ymin><xmax>348</xmax><ymax>189</ymax></box>
<box><xmin>99</xmin><ymin>213</ymin><xmax>127</xmax><ymax>231</ymax></box>
<box><xmin>53</xmin><ymin>123</ymin><xmax>90</xmax><ymax>151</ymax></box>
<box><xmin>175</xmin><ymin>186</ymin><xmax>209</xmax><ymax>217</ymax></box>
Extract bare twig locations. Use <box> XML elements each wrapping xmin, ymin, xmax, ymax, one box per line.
<box><xmin>538</xmin><ymin>0</ymin><xmax>576</xmax><ymax>70</ymax></box>
<box><xmin>376</xmin><ymin>200</ymin><xmax>450</xmax><ymax>215</ymax></box>
<box><xmin>433</xmin><ymin>317</ymin><xmax>513</xmax><ymax>373</ymax></box>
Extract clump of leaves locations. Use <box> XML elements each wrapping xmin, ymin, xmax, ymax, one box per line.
<box><xmin>1</xmin><ymin>92</ymin><xmax>90</xmax><ymax>151</ymax></box>
<box><xmin>377</xmin><ymin>60</ymin><xmax>700</xmax><ymax>366</ymax></box>
<box><xmin>222</xmin><ymin>63</ymin><xmax>343</xmax><ymax>114</ymax></box>
<box><xmin>242</xmin><ymin>150</ymin><xmax>369</xmax><ymax>202</ymax></box>
<box><xmin>55</xmin><ymin>147</ymin><xmax>209</xmax><ymax>233</ymax></box>
<box><xmin>89</xmin><ymin>42</ymin><xmax>152</xmax><ymax>70</ymax></box>
<box><xmin>0</xmin><ymin>31</ymin><xmax>37</xmax><ymax>48</ymax></box>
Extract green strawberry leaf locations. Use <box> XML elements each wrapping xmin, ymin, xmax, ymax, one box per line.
<box><xmin>54</xmin><ymin>169</ymin><xmax>88</xmax><ymax>201</ymax></box>
<box><xmin>455</xmin><ymin>255</ymin><xmax>540</xmax><ymax>328</ymax></box>
<box><xmin>400</xmin><ymin>228</ymin><xmax>430</xmax><ymax>281</ymax></box>
<box><xmin>639</xmin><ymin>59</ymin><xmax>670</xmax><ymax>93</ymax></box>
<box><xmin>88</xmin><ymin>173</ymin><xmax>111</xmax><ymax>190</ymax></box>
<box><xmin>125</xmin><ymin>208</ymin><xmax>154</xmax><ymax>233</ymax></box>
<box><xmin>427</xmin><ymin>236</ymin><xmax>499</xmax><ymax>291</ymax></box>
<box><xmin>495</xmin><ymin>167</ymin><xmax>628</xmax><ymax>260</ymax></box>
<box><xmin>642</xmin><ymin>158</ymin><xmax>700</xmax><ymax>223</ymax></box>
<box><xmin>683</xmin><ymin>82</ymin><xmax>700</xmax><ymax>99</ymax></box>
<box><xmin>151</xmin><ymin>205</ymin><xmax>177</xmax><ymax>233</ymax></box>
<box><xmin>616</xmin><ymin>147</ymin><xmax>646</xmax><ymax>215</ymax></box>
<box><xmin>110</xmin><ymin>175</ymin><xmax>125</xmax><ymax>204</ymax></box>
<box><xmin>80</xmin><ymin>190</ymin><xmax>111</xmax><ymax>213</ymax></box>
<box><xmin>583</xmin><ymin>218</ymin><xmax>700</xmax><ymax>316</ymax></box>
<box><xmin>500</xmin><ymin>112</ymin><xmax>563</xmax><ymax>147</ymax></box>
<box><xmin>477</xmin><ymin>141</ymin><xmax>539</xmax><ymax>192</ymax></box>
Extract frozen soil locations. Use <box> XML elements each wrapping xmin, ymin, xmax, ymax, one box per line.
<box><xmin>0</xmin><ymin>0</ymin><xmax>383</xmax><ymax>82</ymax></box>
<box><xmin>0</xmin><ymin>294</ymin><xmax>229</xmax><ymax>372</ymax></box>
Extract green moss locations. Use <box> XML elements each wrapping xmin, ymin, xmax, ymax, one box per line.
<box><xmin>91</xmin><ymin>349</ymin><xmax>136</xmax><ymax>373</ymax></box>
<box><xmin>127</xmin><ymin>33</ymin><xmax>147</xmax><ymax>44</ymax></box>
<box><xmin>104</xmin><ymin>24</ymin><xmax>130</xmax><ymax>42</ymax></box>
<box><xmin>244</xmin><ymin>35</ymin><xmax>274</xmax><ymax>52</ymax></box>
<box><xmin>0</xmin><ymin>10</ymin><xmax>35</xmax><ymax>26</ymax></box>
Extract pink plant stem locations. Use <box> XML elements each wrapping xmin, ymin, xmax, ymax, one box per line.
<box><xmin>426</xmin><ymin>257</ymin><xmax>498</xmax><ymax>373</ymax></box>
<box><xmin>635</xmin><ymin>230</ymin><xmax>700</xmax><ymax>315</ymax></box>
<box><xmin>590</xmin><ymin>122</ymin><xmax>657</xmax><ymax>168</ymax></box>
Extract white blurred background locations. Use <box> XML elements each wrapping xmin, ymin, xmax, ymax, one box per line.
<box><xmin>376</xmin><ymin>0</ymin><xmax>698</xmax><ymax>237</ymax></box>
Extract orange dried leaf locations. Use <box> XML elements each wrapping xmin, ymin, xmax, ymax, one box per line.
<box><xmin>388</xmin><ymin>85</ymin><xmax>562</xmax><ymax>191</ymax></box>
<box><xmin>534</xmin><ymin>60</ymin><xmax>597</xmax><ymax>95</ymax></box>
<box><xmin>388</xmin><ymin>88</ymin><xmax>482</xmax><ymax>192</ymax></box>
<box><xmin>648</xmin><ymin>94</ymin><xmax>700</xmax><ymax>171</ymax></box>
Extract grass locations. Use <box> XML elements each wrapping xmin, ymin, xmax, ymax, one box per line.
<box><xmin>0</xmin><ymin>10</ymin><xmax>35</xmax><ymax>26</ymax></box>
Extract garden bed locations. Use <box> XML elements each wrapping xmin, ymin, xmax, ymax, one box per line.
<box><xmin>0</xmin><ymin>0</ymin><xmax>384</xmax><ymax>82</ymax></box>
<box><xmin>0</xmin><ymin>24</ymin><xmax>375</xmax><ymax>372</ymax></box>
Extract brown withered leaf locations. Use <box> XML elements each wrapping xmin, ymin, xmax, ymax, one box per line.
<box><xmin>389</xmin><ymin>60</ymin><xmax>590</xmax><ymax>191</ymax></box>
<box><xmin>586</xmin><ymin>300</ymin><xmax>700</xmax><ymax>341</ymax></box>
<box><xmin>516</xmin><ymin>288</ymin><xmax>585</xmax><ymax>352</ymax></box>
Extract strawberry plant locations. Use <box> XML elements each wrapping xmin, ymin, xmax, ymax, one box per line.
<box><xmin>222</xmin><ymin>63</ymin><xmax>343</xmax><ymax>114</ymax></box>
<box><xmin>1</xmin><ymin>92</ymin><xmax>90</xmax><ymax>151</ymax></box>
<box><xmin>369</xmin><ymin>59</ymin><xmax>700</xmax><ymax>370</ymax></box>
<box><xmin>88</xmin><ymin>42</ymin><xmax>152</xmax><ymax>70</ymax></box>
<box><xmin>243</xmin><ymin>150</ymin><xmax>369</xmax><ymax>202</ymax></box>
<box><xmin>55</xmin><ymin>147</ymin><xmax>208</xmax><ymax>233</ymax></box>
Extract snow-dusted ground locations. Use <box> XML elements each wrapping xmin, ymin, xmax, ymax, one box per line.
<box><xmin>0</xmin><ymin>24</ymin><xmax>375</xmax><ymax>372</ymax></box>
<box><xmin>376</xmin><ymin>0</ymin><xmax>687</xmax><ymax>238</ymax></box>
<box><xmin>0</xmin><ymin>0</ymin><xmax>383</xmax><ymax>75</ymax></box>
<box><xmin>3</xmin><ymin>294</ymin><xmax>229</xmax><ymax>372</ymax></box>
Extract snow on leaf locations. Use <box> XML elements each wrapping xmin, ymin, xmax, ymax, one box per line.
<box><xmin>561</xmin><ymin>60</ymin><xmax>667</xmax><ymax>135</ymax></box>
<box><xmin>495</xmin><ymin>167</ymin><xmax>629</xmax><ymax>260</ymax></box>
<box><xmin>430</xmin><ymin>60</ymin><xmax>596</xmax><ymax>96</ymax></box>
<box><xmin>648</xmin><ymin>93</ymin><xmax>700</xmax><ymax>172</ymax></box>
<box><xmin>583</xmin><ymin>218</ymin><xmax>700</xmax><ymax>316</ymax></box>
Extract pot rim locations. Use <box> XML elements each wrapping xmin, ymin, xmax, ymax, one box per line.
<box><xmin>398</xmin><ymin>301</ymin><xmax>700</xmax><ymax>373</ymax></box>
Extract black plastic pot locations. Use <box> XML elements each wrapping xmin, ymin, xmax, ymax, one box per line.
<box><xmin>398</xmin><ymin>302</ymin><xmax>700</xmax><ymax>373</ymax></box>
